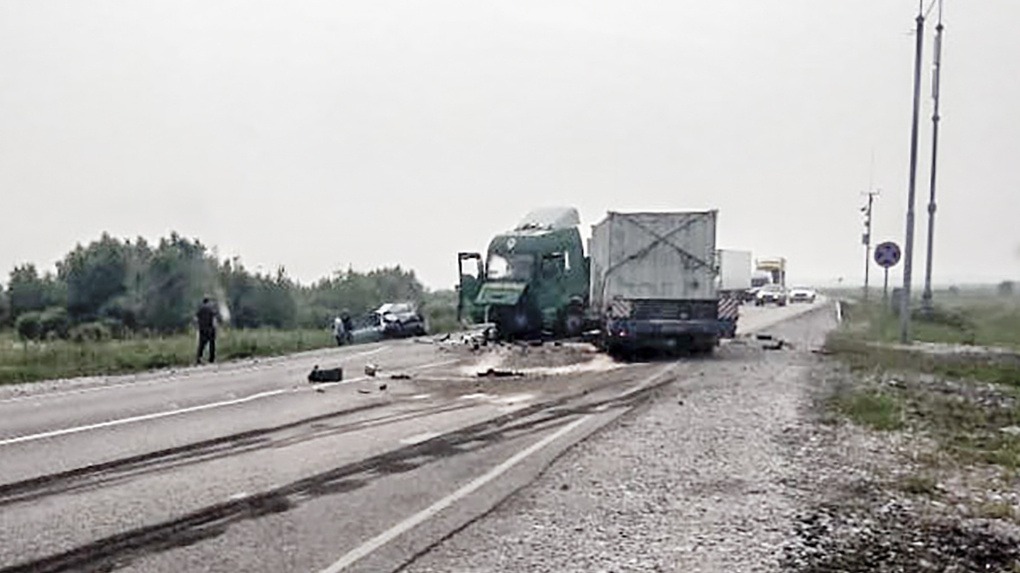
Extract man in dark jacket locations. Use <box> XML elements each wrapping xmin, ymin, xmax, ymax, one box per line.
<box><xmin>195</xmin><ymin>297</ymin><xmax>219</xmax><ymax>364</ymax></box>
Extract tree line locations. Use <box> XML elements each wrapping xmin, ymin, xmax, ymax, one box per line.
<box><xmin>0</xmin><ymin>232</ymin><xmax>438</xmax><ymax>341</ymax></box>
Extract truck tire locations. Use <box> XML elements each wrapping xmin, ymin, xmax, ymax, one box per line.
<box><xmin>562</xmin><ymin>307</ymin><xmax>584</xmax><ymax>338</ymax></box>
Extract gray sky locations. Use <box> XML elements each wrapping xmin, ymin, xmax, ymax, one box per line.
<box><xmin>2</xmin><ymin>0</ymin><xmax>1018</xmax><ymax>290</ymax></box>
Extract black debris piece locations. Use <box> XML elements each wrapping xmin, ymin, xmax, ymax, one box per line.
<box><xmin>308</xmin><ymin>365</ymin><xmax>343</xmax><ymax>383</ymax></box>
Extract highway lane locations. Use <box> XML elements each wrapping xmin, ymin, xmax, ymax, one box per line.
<box><xmin>0</xmin><ymin>341</ymin><xmax>406</xmax><ymax>440</ymax></box>
<box><xmin>0</xmin><ymin>302</ymin><xmax>829</xmax><ymax>572</ymax></box>
<box><xmin>0</xmin><ymin>357</ymin><xmax>678</xmax><ymax>572</ymax></box>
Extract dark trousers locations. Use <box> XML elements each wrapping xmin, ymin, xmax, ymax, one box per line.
<box><xmin>197</xmin><ymin>329</ymin><xmax>216</xmax><ymax>363</ymax></box>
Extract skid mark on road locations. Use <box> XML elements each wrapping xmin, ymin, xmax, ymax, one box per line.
<box><xmin>400</xmin><ymin>432</ymin><xmax>440</xmax><ymax>445</ymax></box>
<box><xmin>319</xmin><ymin>416</ymin><xmax>591</xmax><ymax>572</ymax></box>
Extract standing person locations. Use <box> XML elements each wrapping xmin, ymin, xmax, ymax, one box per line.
<box><xmin>195</xmin><ymin>297</ymin><xmax>219</xmax><ymax>364</ymax></box>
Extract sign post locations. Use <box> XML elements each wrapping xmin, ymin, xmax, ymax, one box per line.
<box><xmin>874</xmin><ymin>241</ymin><xmax>902</xmax><ymax>309</ymax></box>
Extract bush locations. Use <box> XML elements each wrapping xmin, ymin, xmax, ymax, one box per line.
<box><xmin>15</xmin><ymin>311</ymin><xmax>42</xmax><ymax>341</ymax></box>
<box><xmin>913</xmin><ymin>305</ymin><xmax>973</xmax><ymax>331</ymax></box>
<box><xmin>39</xmin><ymin>306</ymin><xmax>70</xmax><ymax>339</ymax></box>
<box><xmin>69</xmin><ymin>321</ymin><xmax>112</xmax><ymax>343</ymax></box>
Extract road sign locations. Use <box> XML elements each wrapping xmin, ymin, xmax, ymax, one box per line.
<box><xmin>874</xmin><ymin>241</ymin><xmax>901</xmax><ymax>268</ymax></box>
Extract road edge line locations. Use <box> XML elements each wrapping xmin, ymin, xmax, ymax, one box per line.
<box><xmin>318</xmin><ymin>415</ymin><xmax>591</xmax><ymax>573</ymax></box>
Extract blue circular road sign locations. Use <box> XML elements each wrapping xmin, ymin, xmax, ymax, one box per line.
<box><xmin>874</xmin><ymin>241</ymin><xmax>901</xmax><ymax>268</ymax></box>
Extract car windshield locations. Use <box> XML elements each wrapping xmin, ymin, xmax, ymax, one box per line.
<box><xmin>762</xmin><ymin>284</ymin><xmax>783</xmax><ymax>292</ymax></box>
<box><xmin>486</xmin><ymin>253</ymin><xmax>534</xmax><ymax>281</ymax></box>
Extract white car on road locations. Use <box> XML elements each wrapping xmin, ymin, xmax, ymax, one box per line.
<box><xmin>788</xmin><ymin>286</ymin><xmax>817</xmax><ymax>303</ymax></box>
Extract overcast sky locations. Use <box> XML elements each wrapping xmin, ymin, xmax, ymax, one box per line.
<box><xmin>2</xmin><ymin>1</ymin><xmax>1018</xmax><ymax>290</ymax></box>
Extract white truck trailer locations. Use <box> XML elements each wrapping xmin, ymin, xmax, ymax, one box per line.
<box><xmin>717</xmin><ymin>248</ymin><xmax>752</xmax><ymax>317</ymax></box>
<box><xmin>589</xmin><ymin>210</ymin><xmax>734</xmax><ymax>356</ymax></box>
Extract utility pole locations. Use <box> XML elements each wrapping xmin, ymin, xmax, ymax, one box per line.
<box><xmin>861</xmin><ymin>190</ymin><xmax>879</xmax><ymax>301</ymax></box>
<box><xmin>900</xmin><ymin>4</ymin><xmax>926</xmax><ymax>344</ymax></box>
<box><xmin>921</xmin><ymin>0</ymin><xmax>945</xmax><ymax>315</ymax></box>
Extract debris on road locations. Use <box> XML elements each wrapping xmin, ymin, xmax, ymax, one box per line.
<box><xmin>379</xmin><ymin>384</ymin><xmax>388</xmax><ymax>391</ymax></box>
<box><xmin>477</xmin><ymin>368</ymin><xmax>524</xmax><ymax>378</ymax></box>
<box><xmin>357</xmin><ymin>388</ymin><xmax>371</xmax><ymax>394</ymax></box>
<box><xmin>390</xmin><ymin>373</ymin><xmax>412</xmax><ymax>380</ymax></box>
<box><xmin>308</xmin><ymin>365</ymin><xmax>343</xmax><ymax>383</ymax></box>
<box><xmin>365</xmin><ymin>364</ymin><xmax>379</xmax><ymax>377</ymax></box>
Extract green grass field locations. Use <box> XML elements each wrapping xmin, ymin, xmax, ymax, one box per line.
<box><xmin>826</xmin><ymin>288</ymin><xmax>1020</xmax><ymax>472</ymax></box>
<box><xmin>840</xmin><ymin>289</ymin><xmax>1020</xmax><ymax>349</ymax></box>
<box><xmin>0</xmin><ymin>328</ymin><xmax>337</xmax><ymax>385</ymax></box>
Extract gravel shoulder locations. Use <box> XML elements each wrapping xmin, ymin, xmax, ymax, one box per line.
<box><xmin>403</xmin><ymin>307</ymin><xmax>837</xmax><ymax>572</ymax></box>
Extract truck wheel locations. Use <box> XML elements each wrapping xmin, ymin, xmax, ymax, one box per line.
<box><xmin>563</xmin><ymin>307</ymin><xmax>584</xmax><ymax>338</ymax></box>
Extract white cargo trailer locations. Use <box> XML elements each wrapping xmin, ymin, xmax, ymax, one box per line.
<box><xmin>717</xmin><ymin>249</ymin><xmax>752</xmax><ymax>292</ymax></box>
<box><xmin>589</xmin><ymin>211</ymin><xmax>732</xmax><ymax>356</ymax></box>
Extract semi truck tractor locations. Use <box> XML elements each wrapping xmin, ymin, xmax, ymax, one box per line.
<box><xmin>457</xmin><ymin>207</ymin><xmax>590</xmax><ymax>339</ymax></box>
<box><xmin>589</xmin><ymin>211</ymin><xmax>734</xmax><ymax>356</ymax></box>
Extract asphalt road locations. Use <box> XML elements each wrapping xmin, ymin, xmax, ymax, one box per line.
<box><xmin>0</xmin><ymin>299</ymin><xmax>828</xmax><ymax>573</ymax></box>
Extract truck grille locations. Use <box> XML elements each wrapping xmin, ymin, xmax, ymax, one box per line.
<box><xmin>630</xmin><ymin>299</ymin><xmax>718</xmax><ymax>320</ymax></box>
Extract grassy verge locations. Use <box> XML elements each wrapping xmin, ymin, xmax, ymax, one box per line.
<box><xmin>840</xmin><ymin>293</ymin><xmax>1020</xmax><ymax>349</ymax></box>
<box><xmin>827</xmin><ymin>293</ymin><xmax>1020</xmax><ymax>476</ymax></box>
<box><xmin>0</xmin><ymin>328</ymin><xmax>336</xmax><ymax>385</ymax></box>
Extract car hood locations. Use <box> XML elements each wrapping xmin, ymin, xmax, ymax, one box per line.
<box><xmin>475</xmin><ymin>281</ymin><xmax>527</xmax><ymax>306</ymax></box>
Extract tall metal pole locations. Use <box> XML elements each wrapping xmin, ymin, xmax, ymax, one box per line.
<box><xmin>900</xmin><ymin>7</ymin><xmax>926</xmax><ymax>343</ymax></box>
<box><xmin>884</xmin><ymin>267</ymin><xmax>890</xmax><ymax>305</ymax></box>
<box><xmin>921</xmin><ymin>1</ymin><xmax>945</xmax><ymax>315</ymax></box>
<box><xmin>862</xmin><ymin>191</ymin><xmax>879</xmax><ymax>301</ymax></box>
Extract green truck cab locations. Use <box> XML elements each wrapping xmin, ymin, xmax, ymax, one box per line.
<box><xmin>458</xmin><ymin>208</ymin><xmax>589</xmax><ymax>339</ymax></box>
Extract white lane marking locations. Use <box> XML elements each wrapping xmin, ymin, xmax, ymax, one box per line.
<box><xmin>409</xmin><ymin>394</ymin><xmax>431</xmax><ymax>400</ymax></box>
<box><xmin>836</xmin><ymin>300</ymin><xmax>843</xmax><ymax>324</ymax></box>
<box><xmin>400</xmin><ymin>431</ymin><xmax>440</xmax><ymax>445</ymax></box>
<box><xmin>319</xmin><ymin>414</ymin><xmax>591</xmax><ymax>573</ymax></box>
<box><xmin>0</xmin><ymin>346</ymin><xmax>392</xmax><ymax>405</ymax></box>
<box><xmin>458</xmin><ymin>393</ymin><xmax>490</xmax><ymax>400</ymax></box>
<box><xmin>0</xmin><ymin>389</ymin><xmax>288</xmax><ymax>447</ymax></box>
<box><xmin>496</xmin><ymin>393</ymin><xmax>534</xmax><ymax>405</ymax></box>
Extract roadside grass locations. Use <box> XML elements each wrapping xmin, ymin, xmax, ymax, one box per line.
<box><xmin>833</xmin><ymin>389</ymin><xmax>903</xmax><ymax>431</ymax></box>
<box><xmin>825</xmin><ymin>292</ymin><xmax>1020</xmax><ymax>475</ymax></box>
<box><xmin>0</xmin><ymin>328</ymin><xmax>336</xmax><ymax>385</ymax></box>
<box><xmin>899</xmin><ymin>474</ymin><xmax>938</xmax><ymax>496</ymax></box>
<box><xmin>840</xmin><ymin>293</ymin><xmax>1020</xmax><ymax>350</ymax></box>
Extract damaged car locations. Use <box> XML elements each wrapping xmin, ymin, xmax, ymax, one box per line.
<box><xmin>333</xmin><ymin>302</ymin><xmax>427</xmax><ymax>346</ymax></box>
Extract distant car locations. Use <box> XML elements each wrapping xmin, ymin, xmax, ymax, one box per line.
<box><xmin>744</xmin><ymin>287</ymin><xmax>761</xmax><ymax>303</ymax></box>
<box><xmin>755</xmin><ymin>284</ymin><xmax>788</xmax><ymax>306</ymax></box>
<box><xmin>788</xmin><ymin>287</ymin><xmax>817</xmax><ymax>304</ymax></box>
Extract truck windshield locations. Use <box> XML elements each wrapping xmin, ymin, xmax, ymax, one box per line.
<box><xmin>487</xmin><ymin>253</ymin><xmax>534</xmax><ymax>281</ymax></box>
